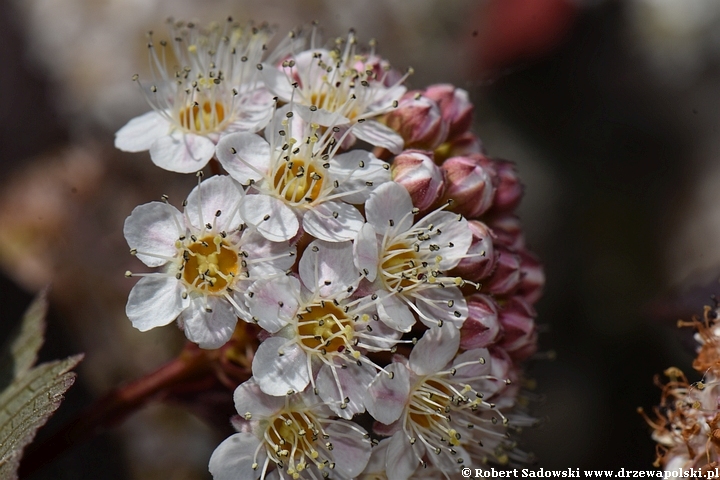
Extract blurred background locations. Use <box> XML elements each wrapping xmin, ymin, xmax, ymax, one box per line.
<box><xmin>2</xmin><ymin>0</ymin><xmax>719</xmax><ymax>477</ymax></box>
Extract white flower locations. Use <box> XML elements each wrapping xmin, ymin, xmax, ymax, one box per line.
<box><xmin>354</xmin><ymin>181</ymin><xmax>473</xmax><ymax>332</ymax></box>
<box><xmin>216</xmin><ymin>108</ymin><xmax>390</xmax><ymax>242</ymax></box>
<box><xmin>124</xmin><ymin>175</ymin><xmax>295</xmax><ymax>348</ymax></box>
<box><xmin>209</xmin><ymin>378</ymin><xmax>371</xmax><ymax>480</ymax></box>
<box><xmin>259</xmin><ymin>31</ymin><xmax>408</xmax><ymax>154</ymax></box>
<box><xmin>363</xmin><ymin>325</ymin><xmax>512</xmax><ymax>480</ymax></box>
<box><xmin>247</xmin><ymin>239</ymin><xmax>400</xmax><ymax>417</ymax></box>
<box><xmin>115</xmin><ymin>19</ymin><xmax>288</xmax><ymax>173</ymax></box>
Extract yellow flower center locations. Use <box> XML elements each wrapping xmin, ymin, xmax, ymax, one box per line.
<box><xmin>380</xmin><ymin>241</ymin><xmax>424</xmax><ymax>291</ymax></box>
<box><xmin>264</xmin><ymin>410</ymin><xmax>323</xmax><ymax>478</ymax></box>
<box><xmin>272</xmin><ymin>158</ymin><xmax>326</xmax><ymax>205</ymax></box>
<box><xmin>178</xmin><ymin>100</ymin><xmax>226</xmax><ymax>134</ymax></box>
<box><xmin>296</xmin><ymin>302</ymin><xmax>353</xmax><ymax>354</ymax></box>
<box><xmin>181</xmin><ymin>235</ymin><xmax>239</xmax><ymax>293</ymax></box>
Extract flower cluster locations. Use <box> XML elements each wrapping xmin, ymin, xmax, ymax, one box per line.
<box><xmin>118</xmin><ymin>19</ymin><xmax>543</xmax><ymax>479</ymax></box>
<box><xmin>643</xmin><ymin>307</ymin><xmax>720</xmax><ymax>471</ymax></box>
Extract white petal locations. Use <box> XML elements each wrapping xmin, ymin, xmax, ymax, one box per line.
<box><xmin>126</xmin><ymin>276</ymin><xmax>188</xmax><ymax>331</ymax></box>
<box><xmin>386</xmin><ymin>431</ymin><xmax>420</xmax><ymax>480</ymax></box>
<box><xmin>184</xmin><ymin>175</ymin><xmax>245</xmax><ymax>233</ymax></box>
<box><xmin>299</xmin><ymin>239</ymin><xmax>357</xmax><ymax>297</ymax></box>
<box><xmin>352</xmin><ymin>120</ymin><xmax>404</xmax><ymax>154</ymax></box>
<box><xmin>354</xmin><ymin>223</ymin><xmax>378</xmax><ymax>281</ymax></box>
<box><xmin>149</xmin><ymin>132</ymin><xmax>215</xmax><ymax>173</ymax></box>
<box><xmin>216</xmin><ymin>132</ymin><xmax>270</xmax><ymax>184</ymax></box>
<box><xmin>259</xmin><ymin>63</ymin><xmax>294</xmax><ymax>101</ymax></box>
<box><xmin>409</xmin><ymin>324</ymin><xmax>460</xmax><ymax>376</ymax></box>
<box><xmin>253</xmin><ymin>337</ymin><xmax>310</xmax><ymax>396</ymax></box>
<box><xmin>417</xmin><ymin>212</ymin><xmax>472</xmax><ymax>270</ymax></box>
<box><xmin>124</xmin><ymin>202</ymin><xmax>184</xmax><ymax>267</ymax></box>
<box><xmin>295</xmin><ymin>104</ymin><xmax>349</xmax><ymax>127</ymax></box>
<box><xmin>241</xmin><ymin>230</ymin><xmax>296</xmax><ymax>273</ymax></box>
<box><xmin>451</xmin><ymin>348</ymin><xmax>491</xmax><ymax>380</ymax></box>
<box><xmin>324</xmin><ymin>421</ymin><xmax>371</xmax><ymax>478</ymax></box>
<box><xmin>329</xmin><ymin>150</ymin><xmax>391</xmax><ymax>204</ymax></box>
<box><xmin>182</xmin><ymin>296</ymin><xmax>238</xmax><ymax>349</ymax></box>
<box><xmin>414</xmin><ymin>287</ymin><xmax>468</xmax><ymax>328</ymax></box>
<box><xmin>114</xmin><ymin>111</ymin><xmax>169</xmax><ymax>152</ymax></box>
<box><xmin>246</xmin><ymin>276</ymin><xmax>300</xmax><ymax>333</ymax></box>
<box><xmin>302</xmin><ymin>201</ymin><xmax>364</xmax><ymax>242</ymax></box>
<box><xmin>363</xmin><ymin>438</ymin><xmax>391</xmax><ymax>475</ymax></box>
<box><xmin>233</xmin><ymin>378</ymin><xmax>285</xmax><ymax>419</ymax></box>
<box><xmin>228</xmin><ymin>88</ymin><xmax>275</xmax><ymax>133</ymax></box>
<box><xmin>208</xmin><ymin>432</ymin><xmax>264</xmax><ymax>480</ymax></box>
<box><xmin>238</xmin><ymin>194</ymin><xmax>299</xmax><ymax>242</ymax></box>
<box><xmin>365</xmin><ymin>363</ymin><xmax>410</xmax><ymax>425</ymax></box>
<box><xmin>316</xmin><ymin>360</ymin><xmax>375</xmax><ymax>419</ymax></box>
<box><xmin>263</xmin><ymin>104</ymin><xmax>297</xmax><ymax>148</ymax></box>
<box><xmin>377</xmin><ymin>293</ymin><xmax>415</xmax><ymax>332</ymax></box>
<box><xmin>365</xmin><ymin>182</ymin><xmax>414</xmax><ymax>235</ymax></box>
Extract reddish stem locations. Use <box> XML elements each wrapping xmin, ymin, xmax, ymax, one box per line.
<box><xmin>19</xmin><ymin>344</ymin><xmax>215</xmax><ymax>479</ymax></box>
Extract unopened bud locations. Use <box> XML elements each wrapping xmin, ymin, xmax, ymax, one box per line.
<box><xmin>498</xmin><ymin>296</ymin><xmax>538</xmax><ymax>361</ymax></box>
<box><xmin>517</xmin><ymin>249</ymin><xmax>545</xmax><ymax>305</ymax></box>
<box><xmin>424</xmin><ymin>84</ymin><xmax>474</xmax><ymax>140</ymax></box>
<box><xmin>488</xmin><ymin>159</ymin><xmax>523</xmax><ymax>214</ymax></box>
<box><xmin>451</xmin><ymin>220</ymin><xmax>497</xmax><ymax>281</ymax></box>
<box><xmin>392</xmin><ymin>150</ymin><xmax>445</xmax><ymax>214</ymax></box>
<box><xmin>441</xmin><ymin>155</ymin><xmax>496</xmax><ymax>218</ymax></box>
<box><xmin>485</xmin><ymin>248</ymin><xmax>522</xmax><ymax>296</ymax></box>
<box><xmin>384</xmin><ymin>92</ymin><xmax>448</xmax><ymax>150</ymax></box>
<box><xmin>460</xmin><ymin>293</ymin><xmax>501</xmax><ymax>350</ymax></box>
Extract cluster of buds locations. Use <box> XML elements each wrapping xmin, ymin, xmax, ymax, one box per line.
<box><xmin>643</xmin><ymin>306</ymin><xmax>720</xmax><ymax>471</ymax></box>
<box><xmin>117</xmin><ymin>18</ymin><xmax>543</xmax><ymax>479</ymax></box>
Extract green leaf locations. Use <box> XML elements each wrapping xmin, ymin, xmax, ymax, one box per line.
<box><xmin>0</xmin><ymin>290</ymin><xmax>83</xmax><ymax>480</ymax></box>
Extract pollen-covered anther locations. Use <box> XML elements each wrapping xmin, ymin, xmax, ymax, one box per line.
<box><xmin>180</xmin><ymin>233</ymin><xmax>240</xmax><ymax>293</ymax></box>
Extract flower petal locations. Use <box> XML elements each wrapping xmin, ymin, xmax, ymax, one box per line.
<box><xmin>126</xmin><ymin>276</ymin><xmax>188</xmax><ymax>331</ymax></box>
<box><xmin>302</xmin><ymin>201</ymin><xmax>364</xmax><ymax>242</ymax></box>
<box><xmin>365</xmin><ymin>182</ymin><xmax>414</xmax><ymax>235</ymax></box>
<box><xmin>182</xmin><ymin>296</ymin><xmax>238</xmax><ymax>349</ymax></box>
<box><xmin>216</xmin><ymin>132</ymin><xmax>271</xmax><ymax>185</ymax></box>
<box><xmin>114</xmin><ymin>111</ymin><xmax>169</xmax><ymax>152</ymax></box>
<box><xmin>365</xmin><ymin>363</ymin><xmax>410</xmax><ymax>425</ymax></box>
<box><xmin>354</xmin><ymin>223</ymin><xmax>378</xmax><ymax>282</ymax></box>
<box><xmin>253</xmin><ymin>337</ymin><xmax>310</xmax><ymax>396</ymax></box>
<box><xmin>233</xmin><ymin>378</ymin><xmax>285</xmax><ymax>419</ymax></box>
<box><xmin>329</xmin><ymin>150</ymin><xmax>391</xmax><ymax>204</ymax></box>
<box><xmin>386</xmin><ymin>431</ymin><xmax>420</xmax><ymax>480</ymax></box>
<box><xmin>246</xmin><ymin>276</ymin><xmax>300</xmax><ymax>333</ymax></box>
<box><xmin>299</xmin><ymin>239</ymin><xmax>357</xmax><ymax>297</ymax></box>
<box><xmin>149</xmin><ymin>132</ymin><xmax>215</xmax><ymax>173</ymax></box>
<box><xmin>377</xmin><ymin>293</ymin><xmax>415</xmax><ymax>332</ymax></box>
<box><xmin>316</xmin><ymin>360</ymin><xmax>375</xmax><ymax>419</ymax></box>
<box><xmin>238</xmin><ymin>194</ymin><xmax>299</xmax><ymax>242</ymax></box>
<box><xmin>259</xmin><ymin>63</ymin><xmax>295</xmax><ymax>101</ymax></box>
<box><xmin>241</xmin><ymin>230</ymin><xmax>296</xmax><ymax>274</ymax></box>
<box><xmin>414</xmin><ymin>286</ymin><xmax>468</xmax><ymax>328</ymax></box>
<box><xmin>409</xmin><ymin>324</ymin><xmax>460</xmax><ymax>375</ymax></box>
<box><xmin>295</xmin><ymin>104</ymin><xmax>350</xmax><ymax>127</ymax></box>
<box><xmin>416</xmin><ymin>211</ymin><xmax>472</xmax><ymax>270</ymax></box>
<box><xmin>324</xmin><ymin>421</ymin><xmax>371</xmax><ymax>478</ymax></box>
<box><xmin>208</xmin><ymin>432</ymin><xmax>265</xmax><ymax>480</ymax></box>
<box><xmin>124</xmin><ymin>202</ymin><xmax>184</xmax><ymax>267</ymax></box>
<box><xmin>184</xmin><ymin>175</ymin><xmax>245</xmax><ymax>233</ymax></box>
<box><xmin>352</xmin><ymin>120</ymin><xmax>404</xmax><ymax>154</ymax></box>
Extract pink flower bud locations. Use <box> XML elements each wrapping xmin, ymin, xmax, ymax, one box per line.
<box><xmin>435</xmin><ymin>131</ymin><xmax>483</xmax><ymax>163</ymax></box>
<box><xmin>424</xmin><ymin>84</ymin><xmax>474</xmax><ymax>139</ymax></box>
<box><xmin>441</xmin><ymin>155</ymin><xmax>496</xmax><ymax>218</ymax></box>
<box><xmin>485</xmin><ymin>247</ymin><xmax>522</xmax><ymax>295</ymax></box>
<box><xmin>451</xmin><ymin>220</ymin><xmax>497</xmax><ymax>281</ymax></box>
<box><xmin>517</xmin><ymin>249</ymin><xmax>545</xmax><ymax>305</ymax></box>
<box><xmin>384</xmin><ymin>92</ymin><xmax>448</xmax><ymax>150</ymax></box>
<box><xmin>460</xmin><ymin>293</ymin><xmax>502</xmax><ymax>350</ymax></box>
<box><xmin>498</xmin><ymin>296</ymin><xmax>538</xmax><ymax>362</ymax></box>
<box><xmin>391</xmin><ymin>150</ymin><xmax>445</xmax><ymax>214</ymax></box>
<box><xmin>488</xmin><ymin>159</ymin><xmax>523</xmax><ymax>214</ymax></box>
<box><xmin>488</xmin><ymin>215</ymin><xmax>525</xmax><ymax>251</ymax></box>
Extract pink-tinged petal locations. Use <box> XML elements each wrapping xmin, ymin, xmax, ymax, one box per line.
<box><xmin>227</xmin><ymin>88</ymin><xmax>275</xmax><ymax>133</ymax></box>
<box><xmin>365</xmin><ymin>363</ymin><xmax>410</xmax><ymax>425</ymax></box>
<box><xmin>241</xmin><ymin>230</ymin><xmax>296</xmax><ymax>274</ymax></box>
<box><xmin>302</xmin><ymin>201</ymin><xmax>364</xmax><ymax>242</ymax></box>
<box><xmin>149</xmin><ymin>132</ymin><xmax>215</xmax><ymax>173</ymax></box>
<box><xmin>259</xmin><ymin>63</ymin><xmax>295</xmax><ymax>101</ymax></box>
<box><xmin>362</xmin><ymin>438</ymin><xmax>391</xmax><ymax>476</ymax></box>
<box><xmin>365</xmin><ymin>182</ymin><xmax>414</xmax><ymax>235</ymax></box>
<box><xmin>184</xmin><ymin>175</ymin><xmax>245</xmax><ymax>233</ymax></box>
<box><xmin>295</xmin><ymin>104</ymin><xmax>350</xmax><ymax>127</ymax></box>
<box><xmin>114</xmin><ymin>110</ymin><xmax>169</xmax><ymax>152</ymax></box>
<box><xmin>253</xmin><ymin>337</ymin><xmax>310</xmax><ymax>396</ymax></box>
<box><xmin>324</xmin><ymin>421</ymin><xmax>371</xmax><ymax>478</ymax></box>
<box><xmin>233</xmin><ymin>378</ymin><xmax>284</xmax><ymax>419</ymax></box>
<box><xmin>126</xmin><ymin>276</ymin><xmax>188</xmax><ymax>331</ymax></box>
<box><xmin>208</xmin><ymin>432</ymin><xmax>264</xmax><ymax>480</ymax></box>
<box><xmin>246</xmin><ymin>276</ymin><xmax>300</xmax><ymax>333</ymax></box>
<box><xmin>329</xmin><ymin>150</ymin><xmax>391</xmax><ymax>204</ymax></box>
<box><xmin>460</xmin><ymin>293</ymin><xmax>501</xmax><ymax>350</ymax></box>
<box><xmin>451</xmin><ymin>348</ymin><xmax>492</xmax><ymax>380</ymax></box>
<box><xmin>124</xmin><ymin>202</ymin><xmax>184</xmax><ymax>267</ymax></box>
<box><xmin>414</xmin><ymin>286</ymin><xmax>468</xmax><ymax>328</ymax></box>
<box><xmin>354</xmin><ymin>223</ymin><xmax>378</xmax><ymax>282</ymax></box>
<box><xmin>182</xmin><ymin>296</ymin><xmax>237</xmax><ymax>349</ymax></box>
<box><xmin>299</xmin><ymin>239</ymin><xmax>357</xmax><ymax>297</ymax></box>
<box><xmin>316</xmin><ymin>360</ymin><xmax>375</xmax><ymax>419</ymax></box>
<box><xmin>352</xmin><ymin>120</ymin><xmax>404</xmax><ymax>154</ymax></box>
<box><xmin>416</xmin><ymin>211</ymin><xmax>472</xmax><ymax>270</ymax></box>
<box><xmin>409</xmin><ymin>324</ymin><xmax>460</xmax><ymax>375</ymax></box>
<box><xmin>377</xmin><ymin>293</ymin><xmax>415</xmax><ymax>332</ymax></box>
<box><xmin>216</xmin><ymin>132</ymin><xmax>271</xmax><ymax>184</ymax></box>
<box><xmin>238</xmin><ymin>194</ymin><xmax>299</xmax><ymax>242</ymax></box>
<box><xmin>386</xmin><ymin>431</ymin><xmax>421</xmax><ymax>480</ymax></box>
<box><xmin>391</xmin><ymin>150</ymin><xmax>445</xmax><ymax>214</ymax></box>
